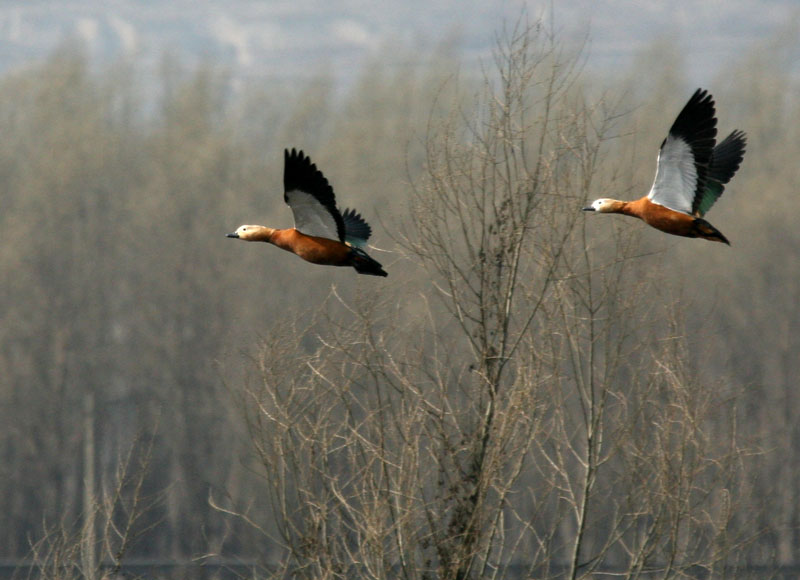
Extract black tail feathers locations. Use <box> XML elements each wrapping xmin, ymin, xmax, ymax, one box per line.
<box><xmin>693</xmin><ymin>218</ymin><xmax>730</xmax><ymax>245</ymax></box>
<box><xmin>349</xmin><ymin>247</ymin><xmax>388</xmax><ymax>277</ymax></box>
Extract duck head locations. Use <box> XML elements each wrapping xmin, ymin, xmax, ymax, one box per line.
<box><xmin>582</xmin><ymin>198</ymin><xmax>623</xmax><ymax>213</ymax></box>
<box><xmin>226</xmin><ymin>225</ymin><xmax>273</xmax><ymax>241</ymax></box>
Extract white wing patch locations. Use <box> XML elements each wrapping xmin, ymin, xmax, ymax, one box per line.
<box><xmin>285</xmin><ymin>189</ymin><xmax>341</xmax><ymax>239</ymax></box>
<box><xmin>647</xmin><ymin>134</ymin><xmax>697</xmax><ymax>214</ymax></box>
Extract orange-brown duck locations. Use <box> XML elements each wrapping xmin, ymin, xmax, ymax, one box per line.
<box><xmin>227</xmin><ymin>148</ymin><xmax>387</xmax><ymax>276</ymax></box>
<box><xmin>583</xmin><ymin>89</ymin><xmax>746</xmax><ymax>245</ymax></box>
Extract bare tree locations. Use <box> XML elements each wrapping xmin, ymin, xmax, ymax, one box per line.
<box><xmin>19</xmin><ymin>431</ymin><xmax>161</xmax><ymax>580</ymax></box>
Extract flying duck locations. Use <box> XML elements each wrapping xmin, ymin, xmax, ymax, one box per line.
<box><xmin>227</xmin><ymin>148</ymin><xmax>387</xmax><ymax>276</ymax></box>
<box><xmin>583</xmin><ymin>89</ymin><xmax>746</xmax><ymax>244</ymax></box>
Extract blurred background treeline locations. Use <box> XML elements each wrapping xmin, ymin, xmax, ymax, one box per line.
<box><xmin>0</xmin><ymin>14</ymin><xmax>799</xmax><ymax>580</ymax></box>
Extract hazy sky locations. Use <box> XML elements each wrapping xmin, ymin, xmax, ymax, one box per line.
<box><xmin>0</xmin><ymin>0</ymin><xmax>795</xmax><ymax>88</ymax></box>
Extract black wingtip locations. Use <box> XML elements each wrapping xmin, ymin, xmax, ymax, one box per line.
<box><xmin>341</xmin><ymin>207</ymin><xmax>373</xmax><ymax>244</ymax></box>
<box><xmin>670</xmin><ymin>88</ymin><xmax>717</xmax><ymax>147</ymax></box>
<box><xmin>285</xmin><ymin>147</ymin><xmax>304</xmax><ymax>161</ymax></box>
<box><xmin>709</xmin><ymin>129</ymin><xmax>747</xmax><ymax>185</ymax></box>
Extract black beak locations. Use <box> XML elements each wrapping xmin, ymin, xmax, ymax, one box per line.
<box><xmin>226</xmin><ymin>232</ymin><xmax>239</xmax><ymax>238</ymax></box>
<box><xmin>581</xmin><ymin>206</ymin><xmax>595</xmax><ymax>212</ymax></box>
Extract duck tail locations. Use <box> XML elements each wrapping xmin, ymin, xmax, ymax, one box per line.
<box><xmin>349</xmin><ymin>247</ymin><xmax>388</xmax><ymax>277</ymax></box>
<box><xmin>693</xmin><ymin>218</ymin><xmax>730</xmax><ymax>245</ymax></box>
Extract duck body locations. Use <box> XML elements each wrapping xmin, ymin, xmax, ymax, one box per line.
<box><xmin>227</xmin><ymin>225</ymin><xmax>386</xmax><ymax>275</ymax></box>
<box><xmin>583</xmin><ymin>89</ymin><xmax>746</xmax><ymax>245</ymax></box>
<box><xmin>270</xmin><ymin>228</ymin><xmax>351</xmax><ymax>265</ymax></box>
<box><xmin>227</xmin><ymin>148</ymin><xmax>387</xmax><ymax>277</ymax></box>
<box><xmin>594</xmin><ymin>197</ymin><xmax>730</xmax><ymax>244</ymax></box>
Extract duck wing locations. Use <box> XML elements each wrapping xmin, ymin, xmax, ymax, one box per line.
<box><xmin>692</xmin><ymin>129</ymin><xmax>746</xmax><ymax>217</ymax></box>
<box><xmin>647</xmin><ymin>89</ymin><xmax>717</xmax><ymax>215</ymax></box>
<box><xmin>341</xmin><ymin>208</ymin><xmax>372</xmax><ymax>247</ymax></box>
<box><xmin>283</xmin><ymin>148</ymin><xmax>345</xmax><ymax>242</ymax></box>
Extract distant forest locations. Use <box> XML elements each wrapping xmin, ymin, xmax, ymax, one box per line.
<box><xmin>0</xmin><ymin>18</ymin><xmax>798</xmax><ymax>580</ymax></box>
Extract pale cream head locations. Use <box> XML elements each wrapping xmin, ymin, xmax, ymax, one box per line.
<box><xmin>226</xmin><ymin>225</ymin><xmax>264</xmax><ymax>241</ymax></box>
<box><xmin>582</xmin><ymin>198</ymin><xmax>619</xmax><ymax>213</ymax></box>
